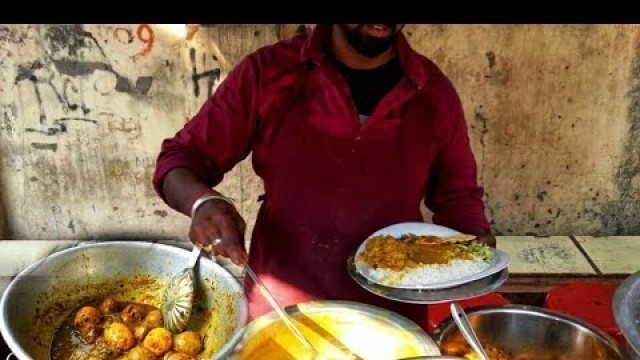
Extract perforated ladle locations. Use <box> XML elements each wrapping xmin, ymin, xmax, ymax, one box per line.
<box><xmin>161</xmin><ymin>245</ymin><xmax>202</xmax><ymax>333</ymax></box>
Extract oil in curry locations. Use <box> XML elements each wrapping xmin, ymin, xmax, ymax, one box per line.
<box><xmin>50</xmin><ymin>297</ymin><xmax>204</xmax><ymax>360</ymax></box>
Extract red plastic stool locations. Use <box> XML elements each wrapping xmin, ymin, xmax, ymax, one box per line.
<box><xmin>427</xmin><ymin>292</ymin><xmax>510</xmax><ymax>334</ymax></box>
<box><xmin>545</xmin><ymin>282</ymin><xmax>626</xmax><ymax>347</ymax></box>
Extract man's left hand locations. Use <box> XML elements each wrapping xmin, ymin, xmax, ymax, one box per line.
<box><xmin>475</xmin><ymin>234</ymin><xmax>496</xmax><ymax>248</ymax></box>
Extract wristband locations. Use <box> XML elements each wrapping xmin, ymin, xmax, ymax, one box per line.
<box><xmin>186</xmin><ymin>188</ymin><xmax>216</xmax><ymax>215</ymax></box>
<box><xmin>190</xmin><ymin>194</ymin><xmax>236</xmax><ymax>219</ymax></box>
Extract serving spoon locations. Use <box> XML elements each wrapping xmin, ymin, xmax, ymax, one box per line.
<box><xmin>161</xmin><ymin>245</ymin><xmax>202</xmax><ymax>333</ymax></box>
<box><xmin>239</xmin><ymin>256</ymin><xmax>325</xmax><ymax>359</ymax></box>
<box><xmin>160</xmin><ymin>244</ymin><xmax>462</xmax><ymax>360</ymax></box>
<box><xmin>450</xmin><ymin>302</ymin><xmax>490</xmax><ymax>360</ymax></box>
<box><xmin>162</xmin><ymin>240</ymin><xmax>328</xmax><ymax>358</ymax></box>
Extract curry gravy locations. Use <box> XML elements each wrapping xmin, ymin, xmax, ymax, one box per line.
<box><xmin>50</xmin><ymin>297</ymin><xmax>204</xmax><ymax>360</ymax></box>
<box><xmin>357</xmin><ymin>235</ymin><xmax>474</xmax><ymax>271</ymax></box>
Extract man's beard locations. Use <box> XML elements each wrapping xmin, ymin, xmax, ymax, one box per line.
<box><xmin>340</xmin><ymin>24</ymin><xmax>398</xmax><ymax>58</ymax></box>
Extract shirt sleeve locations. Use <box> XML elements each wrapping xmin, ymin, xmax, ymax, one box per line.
<box><xmin>424</xmin><ymin>89</ymin><xmax>491</xmax><ymax>235</ymax></box>
<box><xmin>152</xmin><ymin>55</ymin><xmax>259</xmax><ymax>203</ymax></box>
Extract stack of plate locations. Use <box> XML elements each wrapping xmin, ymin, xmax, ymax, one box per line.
<box><xmin>347</xmin><ymin>222</ymin><xmax>510</xmax><ymax>304</ymax></box>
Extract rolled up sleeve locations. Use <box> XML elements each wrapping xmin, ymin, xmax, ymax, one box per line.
<box><xmin>152</xmin><ymin>55</ymin><xmax>259</xmax><ymax>202</ymax></box>
<box><xmin>425</xmin><ymin>89</ymin><xmax>491</xmax><ymax>235</ymax></box>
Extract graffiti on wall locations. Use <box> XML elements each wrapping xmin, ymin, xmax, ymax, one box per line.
<box><xmin>6</xmin><ymin>25</ymin><xmax>156</xmax><ymax>150</ymax></box>
<box><xmin>113</xmin><ymin>24</ymin><xmax>155</xmax><ymax>63</ymax></box>
<box><xmin>189</xmin><ymin>47</ymin><xmax>221</xmax><ymax>99</ymax></box>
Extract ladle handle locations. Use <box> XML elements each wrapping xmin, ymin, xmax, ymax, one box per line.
<box><xmin>450</xmin><ymin>303</ymin><xmax>490</xmax><ymax>360</ymax></box>
<box><xmin>242</xmin><ymin>260</ymin><xmax>321</xmax><ymax>358</ymax></box>
<box><xmin>187</xmin><ymin>245</ymin><xmax>201</xmax><ymax>269</ymax></box>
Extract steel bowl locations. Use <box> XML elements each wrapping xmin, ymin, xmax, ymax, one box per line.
<box><xmin>433</xmin><ymin>304</ymin><xmax>623</xmax><ymax>360</ymax></box>
<box><xmin>0</xmin><ymin>241</ymin><xmax>248</xmax><ymax>360</ymax></box>
<box><xmin>228</xmin><ymin>300</ymin><xmax>442</xmax><ymax>359</ymax></box>
<box><xmin>613</xmin><ymin>271</ymin><xmax>640</xmax><ymax>360</ymax></box>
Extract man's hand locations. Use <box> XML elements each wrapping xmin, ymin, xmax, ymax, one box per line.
<box><xmin>475</xmin><ymin>234</ymin><xmax>496</xmax><ymax>248</ymax></box>
<box><xmin>463</xmin><ymin>226</ymin><xmax>497</xmax><ymax>248</ymax></box>
<box><xmin>189</xmin><ymin>199</ymin><xmax>248</xmax><ymax>265</ymax></box>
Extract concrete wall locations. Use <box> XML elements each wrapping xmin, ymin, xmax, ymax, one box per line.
<box><xmin>0</xmin><ymin>24</ymin><xmax>638</xmax><ymax>241</ymax></box>
<box><xmin>403</xmin><ymin>24</ymin><xmax>639</xmax><ymax>236</ymax></box>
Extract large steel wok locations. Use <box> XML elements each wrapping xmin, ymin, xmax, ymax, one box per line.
<box><xmin>433</xmin><ymin>305</ymin><xmax>624</xmax><ymax>360</ymax></box>
<box><xmin>0</xmin><ymin>241</ymin><xmax>248</xmax><ymax>360</ymax></box>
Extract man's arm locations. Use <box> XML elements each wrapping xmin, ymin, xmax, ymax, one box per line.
<box><xmin>153</xmin><ymin>55</ymin><xmax>259</xmax><ymax>203</ymax></box>
<box><xmin>162</xmin><ymin>168</ymin><xmax>218</xmax><ymax>216</ymax></box>
<box><xmin>424</xmin><ymin>89</ymin><xmax>494</xmax><ymax>246</ymax></box>
<box><xmin>152</xmin><ymin>55</ymin><xmax>260</xmax><ymax>263</ymax></box>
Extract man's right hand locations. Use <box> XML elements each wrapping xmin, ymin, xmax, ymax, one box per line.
<box><xmin>189</xmin><ymin>199</ymin><xmax>248</xmax><ymax>266</ymax></box>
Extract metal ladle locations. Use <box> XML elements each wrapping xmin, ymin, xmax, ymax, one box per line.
<box><xmin>161</xmin><ymin>245</ymin><xmax>202</xmax><ymax>333</ymax></box>
<box><xmin>239</xmin><ymin>257</ymin><xmax>325</xmax><ymax>359</ymax></box>
<box><xmin>165</xmin><ymin>240</ymin><xmax>327</xmax><ymax>358</ymax></box>
<box><xmin>450</xmin><ymin>302</ymin><xmax>490</xmax><ymax>360</ymax></box>
<box><xmin>160</xmin><ymin>245</ymin><xmax>465</xmax><ymax>360</ymax></box>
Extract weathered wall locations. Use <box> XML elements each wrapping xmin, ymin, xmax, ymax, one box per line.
<box><xmin>0</xmin><ymin>24</ymin><xmax>258</xmax><ymax>240</ymax></box>
<box><xmin>402</xmin><ymin>24</ymin><xmax>639</xmax><ymax>236</ymax></box>
<box><xmin>0</xmin><ymin>24</ymin><xmax>638</xmax><ymax>241</ymax></box>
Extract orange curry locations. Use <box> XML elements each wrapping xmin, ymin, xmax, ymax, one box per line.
<box><xmin>356</xmin><ymin>234</ymin><xmax>474</xmax><ymax>271</ymax></box>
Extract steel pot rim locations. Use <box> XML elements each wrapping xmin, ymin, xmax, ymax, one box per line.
<box><xmin>0</xmin><ymin>240</ymin><xmax>249</xmax><ymax>360</ymax></box>
<box><xmin>431</xmin><ymin>304</ymin><xmax>623</xmax><ymax>358</ymax></box>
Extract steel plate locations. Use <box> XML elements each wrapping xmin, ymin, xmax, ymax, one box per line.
<box><xmin>348</xmin><ymin>255</ymin><xmax>508</xmax><ymax>304</ymax></box>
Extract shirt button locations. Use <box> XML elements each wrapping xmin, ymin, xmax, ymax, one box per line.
<box><xmin>355</xmin><ymin>136</ymin><xmax>361</xmax><ymax>141</ymax></box>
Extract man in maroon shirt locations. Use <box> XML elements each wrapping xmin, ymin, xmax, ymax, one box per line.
<box><xmin>152</xmin><ymin>24</ymin><xmax>494</xmax><ymax>329</ymax></box>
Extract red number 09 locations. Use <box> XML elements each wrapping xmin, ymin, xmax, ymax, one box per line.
<box><xmin>132</xmin><ymin>24</ymin><xmax>154</xmax><ymax>62</ymax></box>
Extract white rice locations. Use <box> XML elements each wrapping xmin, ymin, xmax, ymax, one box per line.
<box><xmin>360</xmin><ymin>258</ymin><xmax>491</xmax><ymax>287</ymax></box>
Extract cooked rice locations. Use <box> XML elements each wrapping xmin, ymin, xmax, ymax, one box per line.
<box><xmin>359</xmin><ymin>258</ymin><xmax>491</xmax><ymax>287</ymax></box>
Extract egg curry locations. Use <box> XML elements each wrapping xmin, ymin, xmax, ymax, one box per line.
<box><xmin>51</xmin><ymin>297</ymin><xmax>204</xmax><ymax>360</ymax></box>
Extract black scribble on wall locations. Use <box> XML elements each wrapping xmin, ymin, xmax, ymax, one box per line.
<box><xmin>44</xmin><ymin>25</ymin><xmax>153</xmax><ymax>97</ymax></box>
<box><xmin>51</xmin><ymin>60</ymin><xmax>153</xmax><ymax>97</ymax></box>
<box><xmin>62</xmin><ymin>78</ymin><xmax>90</xmax><ymax>114</ymax></box>
<box><xmin>14</xmin><ymin>25</ymin><xmax>155</xmax><ymax>138</ymax></box>
<box><xmin>15</xmin><ymin>63</ymin><xmax>70</xmax><ymax>124</ymax></box>
<box><xmin>25</xmin><ymin>117</ymin><xmax>98</xmax><ymax>136</ymax></box>
<box><xmin>31</xmin><ymin>142</ymin><xmax>58</xmax><ymax>151</ymax></box>
<box><xmin>485</xmin><ymin>51</ymin><xmax>496</xmax><ymax>69</ymax></box>
<box><xmin>45</xmin><ymin>25</ymin><xmax>106</xmax><ymax>58</ymax></box>
<box><xmin>189</xmin><ymin>47</ymin><xmax>221</xmax><ymax>98</ymax></box>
